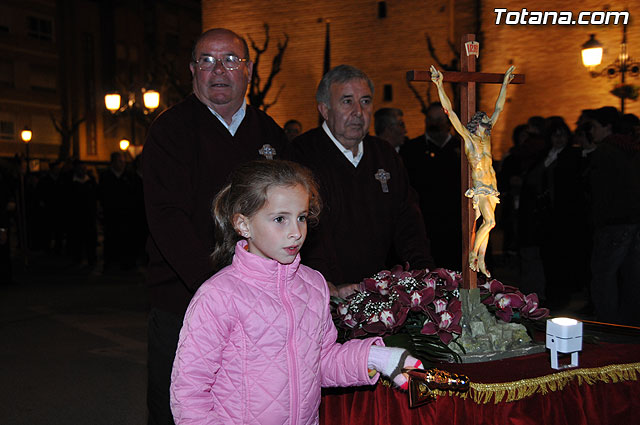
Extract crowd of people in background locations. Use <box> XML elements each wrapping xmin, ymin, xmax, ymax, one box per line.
<box><xmin>0</xmin><ymin>151</ymin><xmax>147</xmax><ymax>284</ymax></box>
<box><xmin>1</xmin><ymin>106</ymin><xmax>638</xmax><ymax>324</ymax></box>
<box><xmin>1</xmin><ymin>106</ymin><xmax>639</xmax><ymax>326</ymax></box>
<box><xmin>496</xmin><ymin>107</ymin><xmax>640</xmax><ymax>325</ymax></box>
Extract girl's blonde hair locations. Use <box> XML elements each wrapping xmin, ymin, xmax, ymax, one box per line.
<box><xmin>211</xmin><ymin>160</ymin><xmax>322</xmax><ymax>269</ymax></box>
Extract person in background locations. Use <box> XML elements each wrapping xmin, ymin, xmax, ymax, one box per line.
<box><xmin>143</xmin><ymin>28</ymin><xmax>288</xmax><ymax>425</ymax></box>
<box><xmin>284</xmin><ymin>119</ymin><xmax>302</xmax><ymax>142</ymax></box>
<box><xmin>99</xmin><ymin>151</ymin><xmax>135</xmax><ymax>271</ymax></box>
<box><xmin>374</xmin><ymin>107</ymin><xmax>407</xmax><ymax>152</ymax></box>
<box><xmin>400</xmin><ymin>101</ymin><xmax>462</xmax><ymax>271</ymax></box>
<box><xmin>585</xmin><ymin>107</ymin><xmax>640</xmax><ymax>326</ymax></box>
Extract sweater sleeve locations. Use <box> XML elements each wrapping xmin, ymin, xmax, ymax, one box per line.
<box><xmin>170</xmin><ymin>287</ymin><xmax>231</xmax><ymax>424</ymax></box>
<box><xmin>143</xmin><ymin>107</ymin><xmax>215</xmax><ymax>292</ymax></box>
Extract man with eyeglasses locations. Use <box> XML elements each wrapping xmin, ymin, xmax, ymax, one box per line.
<box><xmin>288</xmin><ymin>65</ymin><xmax>433</xmax><ymax>299</ymax></box>
<box><xmin>143</xmin><ymin>28</ymin><xmax>287</xmax><ymax>425</ymax></box>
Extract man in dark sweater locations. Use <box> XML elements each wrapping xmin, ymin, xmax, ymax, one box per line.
<box><xmin>400</xmin><ymin>102</ymin><xmax>462</xmax><ymax>271</ymax></box>
<box><xmin>288</xmin><ymin>65</ymin><xmax>433</xmax><ymax>297</ymax></box>
<box><xmin>143</xmin><ymin>28</ymin><xmax>287</xmax><ymax>424</ymax></box>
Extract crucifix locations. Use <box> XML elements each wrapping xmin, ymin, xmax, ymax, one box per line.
<box><xmin>407</xmin><ymin>34</ymin><xmax>525</xmax><ymax>291</ymax></box>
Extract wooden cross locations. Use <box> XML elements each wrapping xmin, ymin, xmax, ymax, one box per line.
<box><xmin>407</xmin><ymin>34</ymin><xmax>525</xmax><ymax>290</ymax></box>
<box><xmin>374</xmin><ymin>168</ymin><xmax>391</xmax><ymax>193</ymax></box>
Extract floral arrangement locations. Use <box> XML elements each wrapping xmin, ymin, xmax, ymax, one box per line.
<box><xmin>479</xmin><ymin>279</ymin><xmax>549</xmax><ymax>323</ymax></box>
<box><xmin>610</xmin><ymin>83</ymin><xmax>640</xmax><ymax>101</ymax></box>
<box><xmin>332</xmin><ymin>265</ymin><xmax>549</xmax><ymax>366</ymax></box>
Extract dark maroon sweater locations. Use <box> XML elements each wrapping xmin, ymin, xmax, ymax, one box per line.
<box><xmin>287</xmin><ymin>127</ymin><xmax>434</xmax><ymax>285</ymax></box>
<box><xmin>143</xmin><ymin>94</ymin><xmax>287</xmax><ymax>314</ymax></box>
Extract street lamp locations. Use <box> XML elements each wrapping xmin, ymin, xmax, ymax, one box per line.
<box><xmin>104</xmin><ymin>87</ymin><xmax>160</xmax><ymax>145</ymax></box>
<box><xmin>20</xmin><ymin>127</ymin><xmax>32</xmax><ymax>173</ymax></box>
<box><xmin>581</xmin><ymin>25</ymin><xmax>640</xmax><ymax>113</ymax></box>
<box><xmin>119</xmin><ymin>138</ymin><xmax>130</xmax><ymax>151</ymax></box>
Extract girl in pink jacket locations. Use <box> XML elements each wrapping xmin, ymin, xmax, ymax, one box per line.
<box><xmin>170</xmin><ymin>160</ymin><xmax>421</xmax><ymax>425</ymax></box>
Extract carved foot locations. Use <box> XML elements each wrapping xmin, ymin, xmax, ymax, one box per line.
<box><xmin>478</xmin><ymin>260</ymin><xmax>491</xmax><ymax>278</ymax></box>
<box><xmin>468</xmin><ymin>252</ymin><xmax>478</xmax><ymax>272</ymax></box>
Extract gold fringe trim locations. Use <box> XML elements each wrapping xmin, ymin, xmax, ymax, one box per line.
<box><xmin>431</xmin><ymin>362</ymin><xmax>640</xmax><ymax>404</ymax></box>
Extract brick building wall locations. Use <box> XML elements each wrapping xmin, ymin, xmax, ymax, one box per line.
<box><xmin>202</xmin><ymin>0</ymin><xmax>639</xmax><ymax>158</ymax></box>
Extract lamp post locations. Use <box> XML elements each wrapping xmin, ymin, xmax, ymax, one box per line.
<box><xmin>581</xmin><ymin>25</ymin><xmax>640</xmax><ymax>113</ymax></box>
<box><xmin>20</xmin><ymin>127</ymin><xmax>32</xmax><ymax>173</ymax></box>
<box><xmin>104</xmin><ymin>87</ymin><xmax>160</xmax><ymax>145</ymax></box>
<box><xmin>18</xmin><ymin>127</ymin><xmax>33</xmax><ymax>264</ymax></box>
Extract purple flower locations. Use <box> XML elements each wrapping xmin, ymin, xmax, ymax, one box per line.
<box><xmin>435</xmin><ymin>268</ymin><xmax>461</xmax><ymax>291</ymax></box>
<box><xmin>495</xmin><ymin>306</ymin><xmax>514</xmax><ymax>322</ymax></box>
<box><xmin>520</xmin><ymin>293</ymin><xmax>550</xmax><ymax>320</ymax></box>
<box><xmin>342</xmin><ymin>313</ymin><xmax>357</xmax><ymax>328</ymax></box>
<box><xmin>433</xmin><ymin>298</ymin><xmax>448</xmax><ymax>314</ymax></box>
<box><xmin>363</xmin><ymin>277</ymin><xmax>391</xmax><ymax>295</ymax></box>
<box><xmin>422</xmin><ymin>276</ymin><xmax>437</xmax><ymax>290</ymax></box>
<box><xmin>421</xmin><ymin>298</ymin><xmax>462</xmax><ymax>344</ymax></box>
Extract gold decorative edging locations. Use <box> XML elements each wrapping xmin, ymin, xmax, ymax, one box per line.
<box><xmin>431</xmin><ymin>362</ymin><xmax>640</xmax><ymax>404</ymax></box>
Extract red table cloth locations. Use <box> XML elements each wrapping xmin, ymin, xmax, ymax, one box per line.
<box><xmin>320</xmin><ymin>342</ymin><xmax>640</xmax><ymax>424</ymax></box>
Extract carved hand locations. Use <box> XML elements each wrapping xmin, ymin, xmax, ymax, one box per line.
<box><xmin>504</xmin><ymin>65</ymin><xmax>516</xmax><ymax>84</ymax></box>
<box><xmin>430</xmin><ymin>65</ymin><xmax>443</xmax><ymax>86</ymax></box>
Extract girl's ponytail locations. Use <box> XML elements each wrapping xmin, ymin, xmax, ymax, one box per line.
<box><xmin>211</xmin><ymin>183</ymin><xmax>240</xmax><ymax>270</ymax></box>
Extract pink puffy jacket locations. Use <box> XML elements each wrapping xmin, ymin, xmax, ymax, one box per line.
<box><xmin>170</xmin><ymin>241</ymin><xmax>381</xmax><ymax>424</ymax></box>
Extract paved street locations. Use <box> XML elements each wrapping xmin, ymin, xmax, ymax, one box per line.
<box><xmin>1</xmin><ymin>252</ymin><xmax>148</xmax><ymax>425</ymax></box>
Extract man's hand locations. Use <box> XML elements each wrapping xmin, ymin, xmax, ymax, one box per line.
<box><xmin>430</xmin><ymin>65</ymin><xmax>443</xmax><ymax>86</ymax></box>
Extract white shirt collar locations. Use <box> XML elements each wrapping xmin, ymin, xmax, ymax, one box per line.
<box><xmin>208</xmin><ymin>101</ymin><xmax>247</xmax><ymax>136</ymax></box>
<box><xmin>322</xmin><ymin>121</ymin><xmax>364</xmax><ymax>167</ymax></box>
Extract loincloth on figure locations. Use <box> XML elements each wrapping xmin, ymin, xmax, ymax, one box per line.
<box><xmin>465</xmin><ymin>185</ymin><xmax>500</xmax><ymax>218</ymax></box>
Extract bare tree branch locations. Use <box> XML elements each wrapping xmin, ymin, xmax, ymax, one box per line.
<box><xmin>263</xmin><ymin>84</ymin><xmax>285</xmax><ymax>112</ymax></box>
<box><xmin>50</xmin><ymin>112</ymin><xmax>85</xmax><ymax>160</ymax></box>
<box><xmin>247</xmin><ymin>23</ymin><xmax>289</xmax><ymax>110</ymax></box>
<box><xmin>406</xmin><ymin>81</ymin><xmax>429</xmax><ymax>116</ymax></box>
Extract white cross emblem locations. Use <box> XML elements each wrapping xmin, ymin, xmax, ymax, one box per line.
<box><xmin>259</xmin><ymin>144</ymin><xmax>276</xmax><ymax>160</ymax></box>
<box><xmin>375</xmin><ymin>169</ymin><xmax>391</xmax><ymax>193</ymax></box>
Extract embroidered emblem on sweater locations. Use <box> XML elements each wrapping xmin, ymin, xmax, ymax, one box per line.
<box><xmin>375</xmin><ymin>169</ymin><xmax>391</xmax><ymax>193</ymax></box>
<box><xmin>259</xmin><ymin>144</ymin><xmax>276</xmax><ymax>160</ymax></box>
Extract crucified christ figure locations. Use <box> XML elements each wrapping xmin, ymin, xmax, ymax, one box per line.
<box><xmin>430</xmin><ymin>64</ymin><xmax>515</xmax><ymax>277</ymax></box>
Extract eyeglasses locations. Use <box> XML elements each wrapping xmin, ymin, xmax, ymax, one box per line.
<box><xmin>194</xmin><ymin>55</ymin><xmax>248</xmax><ymax>71</ymax></box>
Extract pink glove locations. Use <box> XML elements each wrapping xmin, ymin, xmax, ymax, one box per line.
<box><xmin>368</xmin><ymin>346</ymin><xmax>424</xmax><ymax>390</ymax></box>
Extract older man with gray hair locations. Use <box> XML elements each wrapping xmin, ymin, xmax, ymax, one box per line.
<box><xmin>288</xmin><ymin>65</ymin><xmax>433</xmax><ymax>297</ymax></box>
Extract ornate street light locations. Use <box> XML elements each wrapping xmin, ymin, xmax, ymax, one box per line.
<box><xmin>142</xmin><ymin>89</ymin><xmax>160</xmax><ymax>111</ymax></box>
<box><xmin>20</xmin><ymin>127</ymin><xmax>32</xmax><ymax>173</ymax></box>
<box><xmin>119</xmin><ymin>138</ymin><xmax>130</xmax><ymax>151</ymax></box>
<box><xmin>581</xmin><ymin>34</ymin><xmax>603</xmax><ymax>69</ymax></box>
<box><xmin>104</xmin><ymin>87</ymin><xmax>160</xmax><ymax>145</ymax></box>
<box><xmin>20</xmin><ymin>127</ymin><xmax>32</xmax><ymax>143</ymax></box>
<box><xmin>581</xmin><ymin>25</ymin><xmax>640</xmax><ymax>113</ymax></box>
